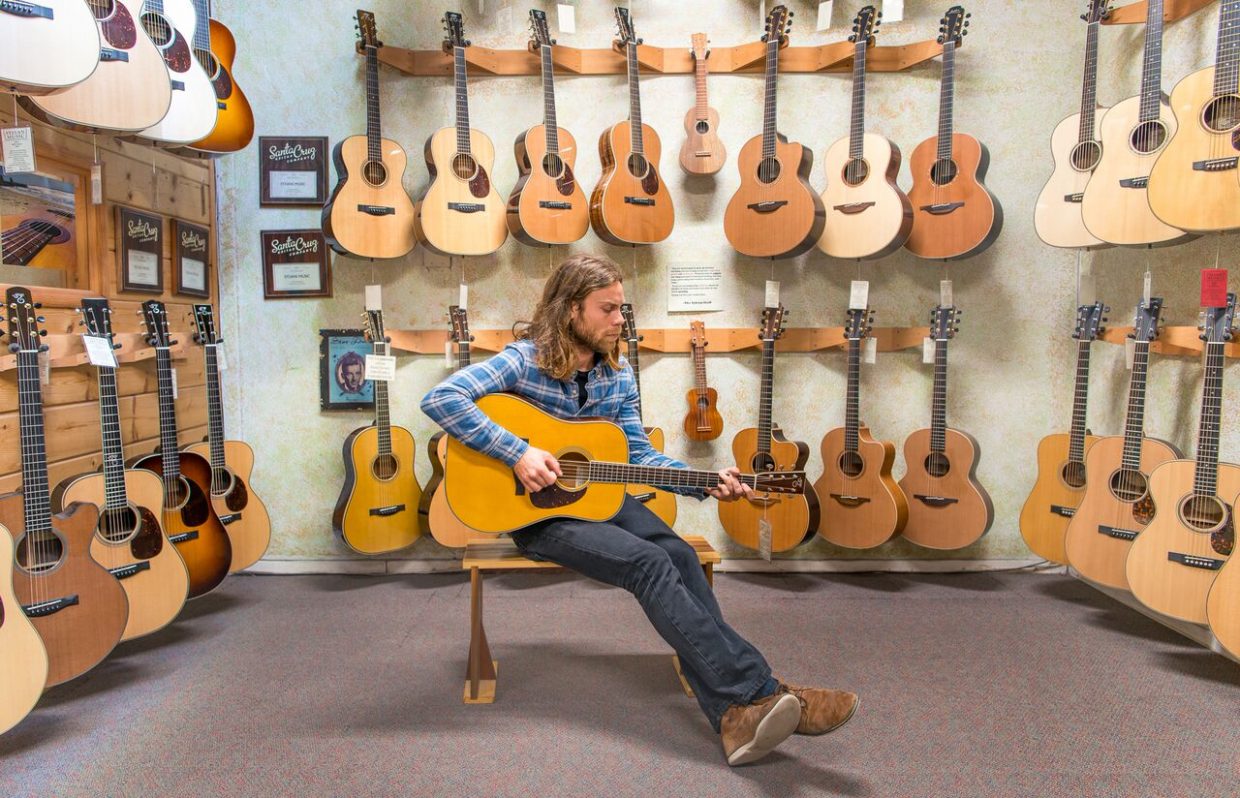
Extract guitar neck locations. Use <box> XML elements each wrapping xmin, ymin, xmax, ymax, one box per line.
<box><xmin>694</xmin><ymin>50</ymin><xmax>709</xmax><ymax>121</ymax></box>
<box><xmin>373</xmin><ymin>341</ymin><xmax>392</xmax><ymax>455</ymax></box>
<box><xmin>1077</xmin><ymin>18</ymin><xmax>1102</xmax><ymax>144</ymax></box>
<box><xmin>930</xmin><ymin>336</ymin><xmax>949</xmax><ymax>453</ymax></box>
<box><xmin>1067</xmin><ymin>339</ymin><xmax>1093</xmax><ymax>464</ymax></box>
<box><xmin>845</xmin><ymin>338</ymin><xmax>861</xmax><ymax>453</ymax></box>
<box><xmin>155</xmin><ymin>347</ymin><xmax>183</xmax><ymax>485</ymax></box>
<box><xmin>1213</xmin><ymin>0</ymin><xmax>1240</xmax><ymax>97</ymax></box>
<box><xmin>191</xmin><ymin>0</ymin><xmax>211</xmax><ymax>54</ymax></box>
<box><xmin>365</xmin><ymin>44</ymin><xmax>382</xmax><ymax>162</ymax></box>
<box><xmin>204</xmin><ymin>343</ymin><xmax>227</xmax><ymax>479</ymax></box>
<box><xmin>936</xmin><ymin>41</ymin><xmax>956</xmax><ymax>163</ymax></box>
<box><xmin>95</xmin><ymin>363</ymin><xmax>130</xmax><ymax>510</ymax></box>
<box><xmin>757</xmin><ymin>338</ymin><xmax>775</xmax><ymax>454</ymax></box>
<box><xmin>627</xmin><ymin>42</ymin><xmax>644</xmax><ymax>154</ymax></box>
<box><xmin>761</xmin><ymin>36</ymin><xmax>779</xmax><ymax>158</ymax></box>
<box><xmin>454</xmin><ymin>46</ymin><xmax>472</xmax><ymax>155</ymax></box>
<box><xmin>1193</xmin><ymin>342</ymin><xmax>1226</xmax><ymax>497</ymax></box>
<box><xmin>692</xmin><ymin>342</ymin><xmax>708</xmax><ymax>396</ymax></box>
<box><xmin>568</xmin><ymin>461</ymin><xmax>765</xmax><ymax>491</ymax></box>
<box><xmin>540</xmin><ymin>44</ymin><xmax>560</xmax><ymax>153</ymax></box>
<box><xmin>1137</xmin><ymin>0</ymin><xmax>1166</xmax><ymax>124</ymax></box>
<box><xmin>626</xmin><ymin>338</ymin><xmax>643</xmax><ymax>422</ymax></box>
<box><xmin>848</xmin><ymin>39</ymin><xmax>868</xmax><ymax>161</ymax></box>
<box><xmin>1119</xmin><ymin>340</ymin><xmax>1152</xmax><ymax>470</ymax></box>
<box><xmin>15</xmin><ymin>350</ymin><xmax>52</xmax><ymax>537</ymax></box>
<box><xmin>457</xmin><ymin>341</ymin><xmax>471</xmax><ymax>370</ymax></box>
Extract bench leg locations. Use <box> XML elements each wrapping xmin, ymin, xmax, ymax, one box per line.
<box><xmin>671</xmin><ymin>655</ymin><xmax>695</xmax><ymax>698</ymax></box>
<box><xmin>464</xmin><ymin>566</ymin><xmax>498</xmax><ymax>704</ymax></box>
<box><xmin>703</xmin><ymin>562</ymin><xmax>713</xmax><ymax>588</ymax></box>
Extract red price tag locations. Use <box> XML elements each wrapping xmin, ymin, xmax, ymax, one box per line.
<box><xmin>1201</xmin><ymin>269</ymin><xmax>1228</xmax><ymax>308</ymax></box>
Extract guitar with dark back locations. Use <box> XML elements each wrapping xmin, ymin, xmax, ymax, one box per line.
<box><xmin>620</xmin><ymin>303</ymin><xmax>677</xmax><ymax>528</ymax></box>
<box><xmin>130</xmin><ymin>300</ymin><xmax>231</xmax><ymax>598</ymax></box>
<box><xmin>420</xmin><ymin>305</ymin><xmax>478</xmax><ymax>549</ymax></box>
<box><xmin>683</xmin><ymin>321</ymin><xmax>723</xmax><ymax>441</ymax></box>
<box><xmin>180</xmin><ymin>0</ymin><xmax>254</xmax><ymax>155</ymax></box>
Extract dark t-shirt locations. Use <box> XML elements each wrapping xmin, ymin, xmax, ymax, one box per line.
<box><xmin>574</xmin><ymin>370</ymin><xmax>589</xmax><ymax>409</ymax></box>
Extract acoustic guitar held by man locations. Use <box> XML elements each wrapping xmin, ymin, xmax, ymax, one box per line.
<box><xmin>421</xmin><ymin>254</ymin><xmax>858</xmax><ymax>765</ymax></box>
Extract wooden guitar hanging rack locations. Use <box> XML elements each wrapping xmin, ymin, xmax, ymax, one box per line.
<box><xmin>1102</xmin><ymin>0</ymin><xmax>1215</xmax><ymax>25</ymax></box>
<box><xmin>1099</xmin><ymin>326</ymin><xmax>1240</xmax><ymax>358</ymax></box>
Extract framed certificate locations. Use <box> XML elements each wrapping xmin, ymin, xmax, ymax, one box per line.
<box><xmin>117</xmin><ymin>206</ymin><xmax>164</xmax><ymax>293</ymax></box>
<box><xmin>172</xmin><ymin>219</ymin><xmax>211</xmax><ymax>298</ymax></box>
<box><xmin>259</xmin><ymin>136</ymin><xmax>328</xmax><ymax>206</ymax></box>
<box><xmin>261</xmin><ymin>229</ymin><xmax>331</xmax><ymax>299</ymax></box>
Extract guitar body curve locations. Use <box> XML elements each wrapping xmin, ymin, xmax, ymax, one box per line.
<box><xmin>1034</xmin><ymin>111</ymin><xmax>1111</xmax><ymax>249</ymax></box>
<box><xmin>423</xmin><ymin>432</ymin><xmax>477</xmax><ymax>549</ymax></box>
<box><xmin>814</xmin><ymin>426</ymin><xmax>906</xmax><ymax>549</ymax></box>
<box><xmin>682</xmin><ymin>386</ymin><xmax>723</xmax><ymax>441</ymax></box>
<box><xmin>183</xmin><ymin>18</ymin><xmax>254</xmax><ymax>154</ymax></box>
<box><xmin>724</xmin><ymin>133</ymin><xmax>824</xmax><ymax>259</ymax></box>
<box><xmin>679</xmin><ymin>106</ymin><xmax>726</xmax><ymax>175</ymax></box>
<box><xmin>0</xmin><ymin>0</ymin><xmax>100</xmax><ymax>95</ymax></box>
<box><xmin>904</xmin><ymin>133</ymin><xmax>1002</xmax><ymax>260</ymax></box>
<box><xmin>322</xmin><ymin>135</ymin><xmax>417</xmax><ymax>259</ymax></box>
<box><xmin>817</xmin><ymin>133</ymin><xmax>912</xmax><ymax>259</ymax></box>
<box><xmin>898</xmin><ymin>427</ymin><xmax>993</xmax><ymax>550</ymax></box>
<box><xmin>590</xmin><ymin>121</ymin><xmax>675</xmax><ymax>245</ymax></box>
<box><xmin>333</xmin><ymin>424</ymin><xmax>424</xmax><ymax>554</ymax></box>
<box><xmin>135</xmin><ymin>0</ymin><xmax>217</xmax><ymax>144</ymax></box>
<box><xmin>718</xmin><ymin>426</ymin><xmax>817</xmax><ymax>553</ymax></box>
<box><xmin>1019</xmin><ymin>432</ymin><xmax>1098</xmax><ymax>564</ymax></box>
<box><xmin>0</xmin><ymin>520</ymin><xmax>48</xmax><ymax>735</ymax></box>
<box><xmin>185</xmin><ymin>439</ymin><xmax>270</xmax><ymax>572</ymax></box>
<box><xmin>625</xmin><ymin>426</ymin><xmax>677</xmax><ymax>529</ymax></box>
<box><xmin>415</xmin><ymin>126</ymin><xmax>507</xmax><ymax>256</ymax></box>
<box><xmin>1207</xmin><ymin>488</ymin><xmax>1240</xmax><ymax>658</ymax></box>
<box><xmin>507</xmin><ymin>124</ymin><xmax>589</xmax><ymax>246</ymax></box>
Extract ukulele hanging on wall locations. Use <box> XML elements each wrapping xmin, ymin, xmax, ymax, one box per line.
<box><xmin>678</xmin><ymin>32</ymin><xmax>726</xmax><ymax>176</ymax></box>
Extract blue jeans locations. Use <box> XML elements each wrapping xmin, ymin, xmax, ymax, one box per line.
<box><xmin>510</xmin><ymin>496</ymin><xmax>773</xmax><ymax>731</ymax></box>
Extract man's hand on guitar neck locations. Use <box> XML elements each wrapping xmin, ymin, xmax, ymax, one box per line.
<box><xmin>707</xmin><ymin>467</ymin><xmax>752</xmax><ymax>503</ymax></box>
<box><xmin>514</xmin><ymin>446</ymin><xmax>562</xmax><ymax>493</ymax></box>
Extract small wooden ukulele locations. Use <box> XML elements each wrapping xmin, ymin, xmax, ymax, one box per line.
<box><xmin>678</xmin><ymin>33</ymin><xmax>726</xmax><ymax>176</ymax></box>
<box><xmin>420</xmin><ymin>305</ymin><xmax>478</xmax><ymax>549</ymax></box>
<box><xmin>621</xmin><ymin>303</ymin><xmax>677</xmax><ymax>528</ymax></box>
<box><xmin>683</xmin><ymin>321</ymin><xmax>723</xmax><ymax>441</ymax></box>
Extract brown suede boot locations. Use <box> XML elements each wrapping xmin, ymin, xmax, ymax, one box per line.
<box><xmin>719</xmin><ymin>692</ymin><xmax>801</xmax><ymax>766</ymax></box>
<box><xmin>777</xmin><ymin>683</ymin><xmax>859</xmax><ymax>735</ymax></box>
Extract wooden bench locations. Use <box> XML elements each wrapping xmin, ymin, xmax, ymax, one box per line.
<box><xmin>460</xmin><ymin>535</ymin><xmax>722</xmax><ymax>703</ymax></box>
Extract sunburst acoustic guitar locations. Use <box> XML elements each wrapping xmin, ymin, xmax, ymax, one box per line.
<box><xmin>180</xmin><ymin>0</ymin><xmax>254</xmax><ymax>155</ymax></box>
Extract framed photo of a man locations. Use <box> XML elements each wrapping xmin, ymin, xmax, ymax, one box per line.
<box><xmin>319</xmin><ymin>329</ymin><xmax>374</xmax><ymax>410</ymax></box>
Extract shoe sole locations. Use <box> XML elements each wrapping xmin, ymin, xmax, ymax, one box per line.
<box><xmin>802</xmin><ymin>695</ymin><xmax>860</xmax><ymax>736</ymax></box>
<box><xmin>727</xmin><ymin>693</ymin><xmax>802</xmax><ymax>766</ymax></box>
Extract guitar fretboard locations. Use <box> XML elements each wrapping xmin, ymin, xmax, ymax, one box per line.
<box><xmin>761</xmin><ymin>36</ymin><xmax>780</xmax><ymax>159</ymax></box>
<box><xmin>1137</xmin><ymin>0</ymin><xmax>1166</xmax><ymax>124</ymax></box>
<box><xmin>454</xmin><ymin>46</ymin><xmax>473</xmax><ymax>155</ymax></box>
<box><xmin>1193</xmin><ymin>342</ymin><xmax>1226</xmax><ymax>497</ymax></box>
<box><xmin>1068</xmin><ymin>339</ymin><xmax>1094</xmax><ymax>464</ymax></box>
<box><xmin>1077</xmin><ymin>17</ymin><xmax>1102</xmax><ymax>145</ymax></box>
<box><xmin>757</xmin><ymin>338</ymin><xmax>776</xmax><ymax>455</ymax></box>
<box><xmin>848</xmin><ymin>38</ymin><xmax>868</xmax><ymax>161</ymax></box>
<box><xmin>373</xmin><ymin>341</ymin><xmax>392</xmax><ymax>456</ymax></box>
<box><xmin>16</xmin><ymin>350</ymin><xmax>52</xmax><ymax>537</ymax></box>
<box><xmin>626</xmin><ymin>42</ymin><xmax>644</xmax><ymax>155</ymax></box>
<box><xmin>931</xmin><ymin>336</ymin><xmax>949</xmax><ymax>454</ymax></box>
<box><xmin>154</xmin><ymin>347</ymin><xmax>184</xmax><ymax>493</ymax></box>
<box><xmin>365</xmin><ymin>43</ymin><xmax>382</xmax><ymax>163</ymax></box>
<box><xmin>844</xmin><ymin>338</ymin><xmax>861</xmax><ymax>453</ymax></box>
<box><xmin>205</xmin><ymin>344</ymin><xmax>228</xmax><ymax>493</ymax></box>
<box><xmin>190</xmin><ymin>0</ymin><xmax>211</xmax><ymax>53</ymax></box>
<box><xmin>1214</xmin><ymin>0</ymin><xmax>1240</xmax><ymax>98</ymax></box>
<box><xmin>935</xmin><ymin>41</ymin><xmax>956</xmax><ymax>164</ymax></box>
<box><xmin>540</xmin><ymin>44</ymin><xmax>560</xmax><ymax>154</ymax></box>
<box><xmin>1120</xmin><ymin>340</ymin><xmax>1152</xmax><ymax>471</ymax></box>
<box><xmin>566</xmin><ymin>461</ymin><xmax>787</xmax><ymax>492</ymax></box>
<box><xmin>694</xmin><ymin>48</ymin><xmax>710</xmax><ymax>122</ymax></box>
<box><xmin>95</xmin><ymin>362</ymin><xmax>130</xmax><ymax>511</ymax></box>
<box><xmin>1</xmin><ymin>222</ymin><xmax>58</xmax><ymax>266</ymax></box>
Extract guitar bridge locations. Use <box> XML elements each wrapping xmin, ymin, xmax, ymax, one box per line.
<box><xmin>1167</xmin><ymin>552</ymin><xmax>1224</xmax><ymax>570</ymax></box>
<box><xmin>1118</xmin><ymin>176</ymin><xmax>1150</xmax><ymax>189</ymax></box>
<box><xmin>369</xmin><ymin>504</ymin><xmax>406</xmax><ymax>517</ymax></box>
<box><xmin>1098</xmin><ymin>525</ymin><xmax>1138</xmax><ymax>541</ymax></box>
<box><xmin>448</xmin><ymin>202</ymin><xmax>486</xmax><ymax>213</ymax></box>
<box><xmin>23</xmin><ymin>595</ymin><xmax>79</xmax><ymax>618</ymax></box>
<box><xmin>171</xmin><ymin>80</ymin><xmax>185</xmax><ymax>91</ymax></box>
<box><xmin>747</xmin><ymin>200</ymin><xmax>789</xmax><ymax>213</ymax></box>
<box><xmin>624</xmin><ymin>197</ymin><xmax>656</xmax><ymax>206</ymax></box>
<box><xmin>833</xmin><ymin>201</ymin><xmax>876</xmax><ymax>215</ymax></box>
<box><xmin>829</xmin><ymin>493</ymin><xmax>871</xmax><ymax>507</ymax></box>
<box><xmin>109</xmin><ymin>561</ymin><xmax>152</xmax><ymax>581</ymax></box>
<box><xmin>1050</xmin><ymin>505</ymin><xmax>1076</xmax><ymax>518</ymax></box>
<box><xmin>1193</xmin><ymin>157</ymin><xmax>1238</xmax><ymax>172</ymax></box>
<box><xmin>218</xmin><ymin>513</ymin><xmax>241</xmax><ymax>525</ymax></box>
<box><xmin>0</xmin><ymin>2</ymin><xmax>54</xmax><ymax>19</ymax></box>
<box><xmin>358</xmin><ymin>204</ymin><xmax>396</xmax><ymax>216</ymax></box>
<box><xmin>912</xmin><ymin>494</ymin><xmax>959</xmax><ymax>507</ymax></box>
<box><xmin>1063</xmin><ymin>193</ymin><xmax>1084</xmax><ymax>203</ymax></box>
<box><xmin>99</xmin><ymin>48</ymin><xmax>130</xmax><ymax>63</ymax></box>
<box><xmin>538</xmin><ymin>201</ymin><xmax>573</xmax><ymax>210</ymax></box>
<box><xmin>169</xmin><ymin>531</ymin><xmax>200</xmax><ymax>544</ymax></box>
<box><xmin>919</xmin><ymin>202</ymin><xmax>965</xmax><ymax>215</ymax></box>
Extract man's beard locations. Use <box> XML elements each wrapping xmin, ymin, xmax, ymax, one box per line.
<box><xmin>569</xmin><ymin>316</ymin><xmax>613</xmax><ymax>355</ymax></box>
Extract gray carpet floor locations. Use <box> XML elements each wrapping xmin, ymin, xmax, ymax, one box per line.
<box><xmin>1</xmin><ymin>570</ymin><xmax>1237</xmax><ymax>798</ymax></box>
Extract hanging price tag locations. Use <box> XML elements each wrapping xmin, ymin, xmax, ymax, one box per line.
<box><xmin>849</xmin><ymin>280</ymin><xmax>869</xmax><ymax>310</ymax></box>
<box><xmin>214</xmin><ymin>345</ymin><xmax>227</xmax><ymax>371</ymax></box>
<box><xmin>764</xmin><ymin>280</ymin><xmax>780</xmax><ymax>308</ymax></box>
<box><xmin>365</xmin><ymin>353</ymin><xmax>396</xmax><ymax>382</ymax></box>
<box><xmin>885</xmin><ymin>0</ymin><xmax>905</xmax><ymax>22</ymax></box>
<box><xmin>1143</xmin><ymin>271</ymin><xmax>1152</xmax><ymax>307</ymax></box>
<box><xmin>1201</xmin><ymin>269</ymin><xmax>1228</xmax><ymax>308</ymax></box>
<box><xmin>459</xmin><ymin>283</ymin><xmax>469</xmax><ymax>310</ymax></box>
<box><xmin>758</xmin><ymin>518</ymin><xmax>773</xmax><ymax>562</ymax></box>
<box><xmin>557</xmin><ymin>3</ymin><xmax>575</xmax><ymax>34</ymax></box>
<box><xmin>863</xmin><ymin>336</ymin><xmax>877</xmax><ymax>364</ymax></box>
<box><xmin>91</xmin><ymin>162</ymin><xmax>103</xmax><ymax>205</ymax></box>
<box><xmin>1125</xmin><ymin>338</ymin><xmax>1135</xmax><ymax>370</ymax></box>
<box><xmin>817</xmin><ymin>1</ymin><xmax>835</xmax><ymax>30</ymax></box>
<box><xmin>445</xmin><ymin>339</ymin><xmax>455</xmax><ymax>368</ymax></box>
<box><xmin>1</xmin><ymin>126</ymin><xmax>36</xmax><ymax>173</ymax></box>
<box><xmin>365</xmin><ymin>284</ymin><xmax>383</xmax><ymax>311</ymax></box>
<box><xmin>38</xmin><ymin>349</ymin><xmax>49</xmax><ymax>386</ymax></box>
<box><xmin>940</xmin><ymin>279</ymin><xmax>953</xmax><ymax>308</ymax></box>
<box><xmin>923</xmin><ymin>337</ymin><xmax>935</xmax><ymax>364</ymax></box>
<box><xmin>83</xmin><ymin>334</ymin><xmax>119</xmax><ymax>368</ymax></box>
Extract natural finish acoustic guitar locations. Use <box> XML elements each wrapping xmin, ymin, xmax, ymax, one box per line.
<box><xmin>899</xmin><ymin>304</ymin><xmax>993</xmax><ymax>550</ymax></box>
<box><xmin>1018</xmin><ymin>301</ymin><xmax>1106</xmax><ymax>564</ymax></box>
<box><xmin>185</xmin><ymin>304</ymin><xmax>270</xmax><ymax>572</ymax></box>
<box><xmin>445</xmin><ymin>394</ymin><xmax>806</xmax><ymax>534</ymax></box>
<box><xmin>0</xmin><ymin>0</ymin><xmax>99</xmax><ymax>96</ymax></box>
<box><xmin>1148</xmin><ymin>0</ymin><xmax>1240</xmax><ymax>233</ymax></box>
<box><xmin>414</xmin><ymin>11</ymin><xmax>507</xmax><ymax>257</ymax></box>
<box><xmin>1207</xmin><ymin>485</ymin><xmax>1240</xmax><ymax>658</ymax></box>
<box><xmin>620</xmin><ymin>303</ymin><xmax>677</xmax><ymax>528</ymax></box>
<box><xmin>420</xmin><ymin>305</ymin><xmax>477</xmax><ymax>549</ymax></box>
<box><xmin>20</xmin><ymin>0</ymin><xmax>171</xmax><ymax>133</ymax></box>
<box><xmin>1034</xmin><ymin>0</ymin><xmax>1112</xmax><ymax>250</ymax></box>
<box><xmin>134</xmin><ymin>0</ymin><xmax>217</xmax><ymax>145</ymax></box>
<box><xmin>724</xmin><ymin>5</ymin><xmax>824</xmax><ymax>260</ymax></box>
<box><xmin>180</xmin><ymin>0</ymin><xmax>254</xmax><ymax>155</ymax></box>
<box><xmin>1128</xmin><ymin>295</ymin><xmax>1238</xmax><ymax>624</ymax></box>
<box><xmin>333</xmin><ymin>305</ymin><xmax>424</xmax><ymax>554</ymax></box>
<box><xmin>815</xmin><ymin>305</ymin><xmax>907</xmax><ymax>549</ymax></box>
<box><xmin>1065</xmin><ymin>298</ymin><xmax>1180</xmax><ymax>590</ymax></box>
<box><xmin>683</xmin><ymin>321</ymin><xmax>723</xmax><ymax>441</ymax></box>
<box><xmin>817</xmin><ymin>6</ymin><xmax>912</xmax><ymax>260</ymax></box>
<box><xmin>322</xmin><ymin>10</ymin><xmax>416</xmax><ymax>260</ymax></box>
<box><xmin>130</xmin><ymin>300</ymin><xmax>232</xmax><ymax>599</ymax></box>
<box><xmin>0</xmin><ymin>516</ymin><xmax>47</xmax><ymax>735</ymax></box>
<box><xmin>718</xmin><ymin>304</ymin><xmax>819</xmax><ymax>553</ymax></box>
<box><xmin>590</xmin><ymin>7</ymin><xmax>675</xmax><ymax>246</ymax></box>
<box><xmin>506</xmin><ymin>9</ymin><xmax>589</xmax><ymax>247</ymax></box>
<box><xmin>678</xmin><ymin>33</ymin><xmax>725</xmax><ymax>176</ymax></box>
<box><xmin>1080</xmin><ymin>0</ymin><xmax>1196</xmax><ymax>247</ymax></box>
<box><xmin>0</xmin><ymin>287</ymin><xmax>128</xmax><ymax>688</ymax></box>
<box><xmin>52</xmin><ymin>298</ymin><xmax>189</xmax><ymax>641</ymax></box>
<box><xmin>904</xmin><ymin>6</ymin><xmax>1002</xmax><ymax>261</ymax></box>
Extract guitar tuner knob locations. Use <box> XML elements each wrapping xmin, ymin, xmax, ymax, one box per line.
<box><xmin>33</xmin><ymin>303</ymin><xmax>42</xmax><ymax>309</ymax></box>
<box><xmin>36</xmin><ymin>316</ymin><xmax>45</xmax><ymax>323</ymax></box>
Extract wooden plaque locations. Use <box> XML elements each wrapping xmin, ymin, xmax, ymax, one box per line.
<box><xmin>262</xmin><ymin>229</ymin><xmax>332</xmax><ymax>299</ymax></box>
<box><xmin>117</xmin><ymin>206</ymin><xmax>164</xmax><ymax>294</ymax></box>
<box><xmin>259</xmin><ymin>136</ymin><xmax>328</xmax><ymax>206</ymax></box>
<box><xmin>171</xmin><ymin>219</ymin><xmax>211</xmax><ymax>298</ymax></box>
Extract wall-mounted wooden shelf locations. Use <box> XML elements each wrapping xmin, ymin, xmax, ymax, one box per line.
<box><xmin>377</xmin><ymin>38</ymin><xmax>943</xmax><ymax>77</ymax></box>
<box><xmin>389</xmin><ymin>326</ymin><xmax>932</xmax><ymax>355</ymax></box>
<box><xmin>1102</xmin><ymin>0</ymin><xmax>1215</xmax><ymax>25</ymax></box>
<box><xmin>1100</xmin><ymin>326</ymin><xmax>1240</xmax><ymax>358</ymax></box>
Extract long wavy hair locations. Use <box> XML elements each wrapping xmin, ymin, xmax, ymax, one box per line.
<box><xmin>516</xmin><ymin>254</ymin><xmax>624</xmax><ymax>380</ymax></box>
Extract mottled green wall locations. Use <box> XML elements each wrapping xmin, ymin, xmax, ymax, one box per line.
<box><xmin>211</xmin><ymin>0</ymin><xmax>1237</xmax><ymax>564</ymax></box>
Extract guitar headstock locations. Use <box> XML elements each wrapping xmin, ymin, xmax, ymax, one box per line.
<box><xmin>1083</xmin><ymin>0</ymin><xmax>1112</xmax><ymax>24</ymax></box>
<box><xmin>845</xmin><ymin>306</ymin><xmax>874</xmax><ymax>341</ymax></box>
<box><xmin>938</xmin><ymin>5</ymin><xmax>969</xmax><ymax>47</ymax></box>
<box><xmin>1201</xmin><ymin>293</ymin><xmax>1237</xmax><ymax>344</ymax></box>
<box><xmin>355</xmin><ymin>9</ymin><xmax>380</xmax><ymax>52</ymax></box>
<box><xmin>615</xmin><ymin>6</ymin><xmax>640</xmax><ymax>47</ymax></box>
<box><xmin>1130</xmin><ymin>297</ymin><xmax>1163</xmax><ymax>343</ymax></box>
<box><xmin>690</xmin><ymin>32</ymin><xmax>709</xmax><ymax>60</ymax></box>
<box><xmin>364</xmin><ymin>307</ymin><xmax>388</xmax><ymax>347</ymax></box>
<box><xmin>4</xmin><ymin>287</ymin><xmax>47</xmax><ymax>354</ymax></box>
<box><xmin>1073</xmin><ymin>301</ymin><xmax>1108</xmax><ymax>342</ymax></box>
<box><xmin>690</xmin><ymin>320</ymin><xmax>707</xmax><ymax>351</ymax></box>
<box><xmin>620</xmin><ymin>303</ymin><xmax>640</xmax><ymax>346</ymax></box>
<box><xmin>79</xmin><ymin>297</ymin><xmax>115</xmax><ymax>343</ymax></box>
<box><xmin>763</xmin><ymin>5</ymin><xmax>792</xmax><ymax>44</ymax></box>
<box><xmin>448</xmin><ymin>305</ymin><xmax>472</xmax><ymax>344</ymax></box>
<box><xmin>760</xmin><ymin>304</ymin><xmax>787</xmax><ymax>342</ymax></box>
<box><xmin>443</xmin><ymin>11</ymin><xmax>468</xmax><ymax>51</ymax></box>
<box><xmin>850</xmin><ymin>5</ymin><xmax>880</xmax><ymax>47</ymax></box>
<box><xmin>140</xmin><ymin>300</ymin><xmax>174</xmax><ymax>348</ymax></box>
<box><xmin>191</xmin><ymin>304</ymin><xmax>219</xmax><ymax>346</ymax></box>
<box><xmin>529</xmin><ymin>8</ymin><xmax>554</xmax><ymax>49</ymax></box>
<box><xmin>931</xmin><ymin>305</ymin><xmax>960</xmax><ymax>340</ymax></box>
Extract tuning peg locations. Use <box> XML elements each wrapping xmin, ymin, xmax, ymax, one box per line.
<box><xmin>966</xmin><ymin>12</ymin><xmax>972</xmax><ymax>17</ymax></box>
<box><xmin>33</xmin><ymin>302</ymin><xmax>41</xmax><ymax>309</ymax></box>
<box><xmin>7</xmin><ymin>343</ymin><xmax>16</xmax><ymax>353</ymax></box>
<box><xmin>36</xmin><ymin>316</ymin><xmax>45</xmax><ymax>324</ymax></box>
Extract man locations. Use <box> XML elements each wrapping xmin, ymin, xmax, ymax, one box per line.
<box><xmin>337</xmin><ymin>351</ymin><xmax>366</xmax><ymax>395</ymax></box>
<box><xmin>421</xmin><ymin>255</ymin><xmax>857</xmax><ymax>766</ymax></box>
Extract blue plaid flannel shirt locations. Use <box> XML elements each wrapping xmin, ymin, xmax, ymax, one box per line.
<box><xmin>420</xmin><ymin>338</ymin><xmax>704</xmax><ymax>498</ymax></box>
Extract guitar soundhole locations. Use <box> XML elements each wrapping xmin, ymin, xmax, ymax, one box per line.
<box><xmin>25</xmin><ymin>221</ymin><xmax>64</xmax><ymax>239</ymax></box>
<box><xmin>626</xmin><ymin>153</ymin><xmax>651</xmax><ymax>180</ymax></box>
<box><xmin>372</xmin><ymin>454</ymin><xmax>399</xmax><ymax>481</ymax></box>
<box><xmin>1070</xmin><ymin>141</ymin><xmax>1102</xmax><ymax>172</ymax></box>
<box><xmin>87</xmin><ymin>0</ymin><xmax>116</xmax><ymax>20</ymax></box>
<box><xmin>757</xmin><ymin>157</ymin><xmax>781</xmax><ymax>185</ymax></box>
<box><xmin>1108</xmin><ymin>469</ymin><xmax>1149</xmax><ymax>504</ymax></box>
<box><xmin>166</xmin><ymin>476</ymin><xmax>192</xmax><ymax>511</ymax></box>
<box><xmin>200</xmin><ymin>50</ymin><xmax>222</xmax><ymax>80</ymax></box>
<box><xmin>140</xmin><ymin>12</ymin><xmax>173</xmax><ymax>47</ymax></box>
<box><xmin>1061</xmin><ymin>461</ymin><xmax>1086</xmax><ymax>489</ymax></box>
<box><xmin>99</xmin><ymin>505</ymin><xmax>140</xmax><ymax>544</ymax></box>
<box><xmin>452</xmin><ymin>153</ymin><xmax>479</xmax><ymax>181</ymax></box>
<box><xmin>16</xmin><ymin>531</ymin><xmax>64</xmax><ymax>575</ymax></box>
<box><xmin>924</xmin><ymin>452</ymin><xmax>951</xmax><ymax>478</ymax></box>
<box><xmin>541</xmin><ymin>153</ymin><xmax>566</xmax><ymax>179</ymax></box>
<box><xmin>1129</xmin><ymin>120</ymin><xmax>1168</xmax><ymax>155</ymax></box>
<box><xmin>751</xmin><ymin>453</ymin><xmax>776</xmax><ymax>473</ymax></box>
<box><xmin>838</xmin><ymin>451</ymin><xmax>865</xmax><ymax>479</ymax></box>
<box><xmin>362</xmin><ymin>160</ymin><xmax>388</xmax><ymax>187</ymax></box>
<box><xmin>557</xmin><ymin>451</ymin><xmax>590</xmax><ymax>490</ymax></box>
<box><xmin>695</xmin><ymin>120</ymin><xmax>710</xmax><ymax>134</ymax></box>
<box><xmin>1203</xmin><ymin>95</ymin><xmax>1240</xmax><ymax>135</ymax></box>
<box><xmin>930</xmin><ymin>160</ymin><xmax>958</xmax><ymax>186</ymax></box>
<box><xmin>843</xmin><ymin>158</ymin><xmax>870</xmax><ymax>187</ymax></box>
<box><xmin>1179</xmin><ymin>494</ymin><xmax>1226</xmax><ymax>532</ymax></box>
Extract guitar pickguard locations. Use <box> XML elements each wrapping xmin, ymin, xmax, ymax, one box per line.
<box><xmin>1132</xmin><ymin>493</ymin><xmax>1155</xmax><ymax>527</ymax></box>
<box><xmin>525</xmin><ymin>482</ymin><xmax>581</xmax><ymax>510</ymax></box>
<box><xmin>556</xmin><ymin>164</ymin><xmax>577</xmax><ymax>197</ymax></box>
<box><xmin>160</xmin><ymin>30</ymin><xmax>193</xmax><ymax>73</ymax></box>
<box><xmin>469</xmin><ymin>167</ymin><xmax>491</xmax><ymax>199</ymax></box>
<box><xmin>223</xmin><ymin>476</ymin><xmax>249</xmax><ymax>513</ymax></box>
<box><xmin>100</xmin><ymin>1</ymin><xmax>138</xmax><ymax>50</ymax></box>
<box><xmin>640</xmin><ymin>167</ymin><xmax>660</xmax><ymax>196</ymax></box>
<box><xmin>129</xmin><ymin>505</ymin><xmax>164</xmax><ymax>560</ymax></box>
<box><xmin>1213</xmin><ymin>510</ymin><xmax>1235</xmax><ymax>557</ymax></box>
<box><xmin>178</xmin><ymin>476</ymin><xmax>212</xmax><ymax>527</ymax></box>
